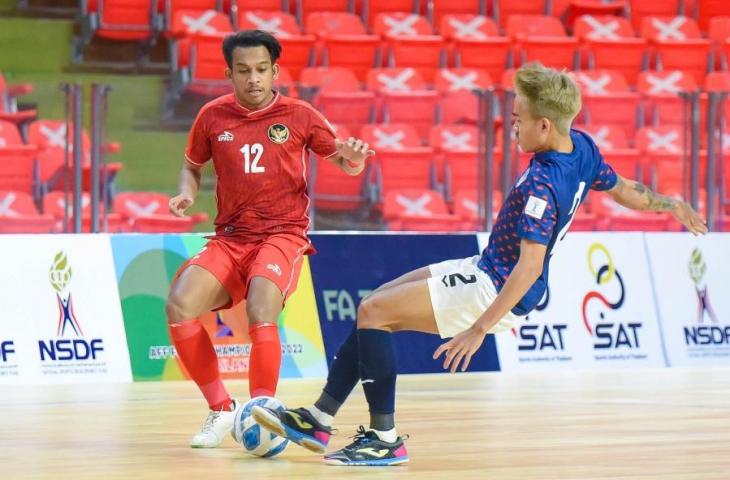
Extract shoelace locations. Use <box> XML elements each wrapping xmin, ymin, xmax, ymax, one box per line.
<box><xmin>345</xmin><ymin>425</ymin><xmax>378</xmax><ymax>449</ymax></box>
<box><xmin>200</xmin><ymin>410</ymin><xmax>222</xmax><ymax>434</ymax></box>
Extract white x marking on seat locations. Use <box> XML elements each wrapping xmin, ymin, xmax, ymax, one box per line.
<box><xmin>441</xmin><ymin>130</ymin><xmax>473</xmax><ymax>150</ymax></box>
<box><xmin>646</xmin><ymin>71</ymin><xmax>684</xmax><ymax>94</ymax></box>
<box><xmin>396</xmin><ymin>193</ymin><xmax>432</xmax><ymax>215</ymax></box>
<box><xmin>245</xmin><ymin>12</ymin><xmax>287</xmax><ymax>36</ymax></box>
<box><xmin>448</xmin><ymin>16</ymin><xmax>487</xmax><ymax>39</ymax></box>
<box><xmin>651</xmin><ymin>16</ymin><xmax>687</xmax><ymax>41</ymax></box>
<box><xmin>582</xmin><ymin>15</ymin><xmax>620</xmax><ymax>40</ymax></box>
<box><xmin>441</xmin><ymin>70</ymin><xmax>479</xmax><ymax>91</ymax></box>
<box><xmin>383</xmin><ymin>14</ymin><xmax>420</xmax><ymax>36</ymax></box>
<box><xmin>0</xmin><ymin>193</ymin><xmax>18</xmax><ymax>217</ymax></box>
<box><xmin>181</xmin><ymin>10</ymin><xmax>219</xmax><ymax>34</ymax></box>
<box><xmin>377</xmin><ymin>69</ymin><xmax>416</xmax><ymax>91</ymax></box>
<box><xmin>647</xmin><ymin>129</ymin><xmax>680</xmax><ymax>153</ymax></box>
<box><xmin>373</xmin><ymin>128</ymin><xmax>405</xmax><ymax>149</ymax></box>
<box><xmin>587</xmin><ymin>126</ymin><xmax>613</xmax><ymax>150</ymax></box>
<box><xmin>39</xmin><ymin>124</ymin><xmax>68</xmax><ymax>148</ymax></box>
<box><xmin>124</xmin><ymin>199</ymin><xmax>160</xmax><ymax>216</ymax></box>
<box><xmin>577</xmin><ymin>72</ymin><xmax>612</xmax><ymax>95</ymax></box>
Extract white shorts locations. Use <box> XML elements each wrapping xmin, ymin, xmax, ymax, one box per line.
<box><xmin>427</xmin><ymin>255</ymin><xmax>525</xmax><ymax>339</ymax></box>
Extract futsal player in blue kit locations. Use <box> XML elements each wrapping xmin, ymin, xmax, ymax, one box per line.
<box><xmin>252</xmin><ymin>63</ymin><xmax>708</xmax><ymax>466</ymax></box>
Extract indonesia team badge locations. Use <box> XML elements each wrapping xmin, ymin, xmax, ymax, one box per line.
<box><xmin>268</xmin><ymin>124</ymin><xmax>289</xmax><ymax>144</ymax></box>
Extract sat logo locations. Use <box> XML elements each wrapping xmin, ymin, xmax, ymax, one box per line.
<box><xmin>38</xmin><ymin>251</ymin><xmax>104</xmax><ymax>362</ymax></box>
<box><xmin>582</xmin><ymin>243</ymin><xmax>642</xmax><ymax>349</ymax></box>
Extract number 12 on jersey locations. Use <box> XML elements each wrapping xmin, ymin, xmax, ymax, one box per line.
<box><xmin>241</xmin><ymin>143</ymin><xmax>265</xmax><ymax>174</ymax></box>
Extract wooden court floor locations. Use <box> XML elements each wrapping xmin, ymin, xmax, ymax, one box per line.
<box><xmin>1</xmin><ymin>368</ymin><xmax>729</xmax><ymax>480</ymax></box>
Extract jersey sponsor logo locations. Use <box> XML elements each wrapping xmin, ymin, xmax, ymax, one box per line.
<box><xmin>524</xmin><ymin>195</ymin><xmax>548</xmax><ymax>219</ymax></box>
<box><xmin>217</xmin><ymin>131</ymin><xmax>234</xmax><ymax>142</ymax></box>
<box><xmin>356</xmin><ymin>448</ymin><xmax>390</xmax><ymax>458</ymax></box>
<box><xmin>267</xmin><ymin>263</ymin><xmax>282</xmax><ymax>277</ymax></box>
<box><xmin>268</xmin><ymin>123</ymin><xmax>290</xmax><ymax>144</ymax></box>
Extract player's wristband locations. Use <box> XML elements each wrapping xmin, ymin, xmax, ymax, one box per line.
<box><xmin>345</xmin><ymin>158</ymin><xmax>364</xmax><ymax>169</ymax></box>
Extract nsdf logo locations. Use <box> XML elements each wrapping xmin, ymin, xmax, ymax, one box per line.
<box><xmin>38</xmin><ymin>251</ymin><xmax>104</xmax><ymax>362</ymax></box>
<box><xmin>582</xmin><ymin>243</ymin><xmax>642</xmax><ymax>351</ymax></box>
<box><xmin>512</xmin><ymin>287</ymin><xmax>568</xmax><ymax>352</ymax></box>
<box><xmin>683</xmin><ymin>248</ymin><xmax>730</xmax><ymax>347</ymax></box>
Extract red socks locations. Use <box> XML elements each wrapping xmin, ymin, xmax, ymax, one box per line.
<box><xmin>248</xmin><ymin>323</ymin><xmax>281</xmax><ymax>398</ymax></box>
<box><xmin>169</xmin><ymin>319</ymin><xmax>232</xmax><ymax>411</ymax></box>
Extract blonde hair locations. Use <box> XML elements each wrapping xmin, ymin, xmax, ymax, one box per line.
<box><xmin>514</xmin><ymin>63</ymin><xmax>582</xmax><ymax>135</ymax></box>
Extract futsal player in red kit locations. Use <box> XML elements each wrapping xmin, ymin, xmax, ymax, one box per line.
<box><xmin>165</xmin><ymin>30</ymin><xmax>374</xmax><ymax>448</ymax></box>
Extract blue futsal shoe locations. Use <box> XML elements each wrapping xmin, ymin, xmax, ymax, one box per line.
<box><xmin>324</xmin><ymin>425</ymin><xmax>409</xmax><ymax>466</ymax></box>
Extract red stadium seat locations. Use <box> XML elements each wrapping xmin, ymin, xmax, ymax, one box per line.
<box><xmin>0</xmin><ymin>145</ymin><xmax>40</xmax><ymax>194</ymax></box>
<box><xmin>297</xmin><ymin>0</ymin><xmax>351</xmax><ymax>24</ymax></box>
<box><xmin>131</xmin><ymin>214</ymin><xmax>203</xmax><ymax>232</ymax></box>
<box><xmin>563</xmin><ymin>1</ymin><xmax>627</xmax><ymax>29</ymax></box>
<box><xmin>300</xmin><ymin>67</ymin><xmax>361</xmax><ymax>93</ymax></box>
<box><xmin>275</xmin><ymin>66</ymin><xmax>296</xmax><ymax>96</ymax></box>
<box><xmin>234</xmin><ymin>0</ymin><xmax>284</xmax><ymax>11</ymax></box>
<box><xmin>373</xmin><ymin>12</ymin><xmax>433</xmax><ymax>37</ymax></box>
<box><xmin>440</xmin><ymin>14</ymin><xmax>498</xmax><ymax>40</ymax></box>
<box><xmin>0</xmin><ymin>120</ymin><xmax>24</xmax><ymax>147</ymax></box>
<box><xmin>384</xmin><ymin>189</ymin><xmax>463</xmax><ymax>231</ymax></box>
<box><xmin>0</xmin><ymin>73</ymin><xmax>36</xmax><ymax>126</ymax></box>
<box><xmin>641</xmin><ymin>16</ymin><xmax>711</xmax><ymax>84</ymax></box>
<box><xmin>608</xmin><ymin>212</ymin><xmax>672</xmax><ymax>231</ymax></box>
<box><xmin>435</xmin><ymin>68</ymin><xmax>492</xmax><ymax>125</ymax></box>
<box><xmin>275</xmin><ymin>34</ymin><xmax>317</xmax><ymax>80</ymax></box>
<box><xmin>305</xmin><ymin>11</ymin><xmax>365</xmax><ymax>35</ymax></box>
<box><xmin>42</xmin><ymin>191</ymin><xmax>124</xmax><ymax>232</ymax></box>
<box><xmin>637</xmin><ymin>70</ymin><xmax>697</xmax><ymax>126</ymax></box>
<box><xmin>507</xmin><ymin>15</ymin><xmax>579</xmax><ymax>69</ymax></box>
<box><xmin>574</xmin><ymin>70</ymin><xmax>640</xmax><ymax>138</ymax></box>
<box><xmin>602</xmin><ymin>149</ymin><xmax>642</xmax><ymax>179</ymax></box>
<box><xmin>569</xmin><ymin>211</ymin><xmax>598</xmax><ymax>231</ymax></box>
<box><xmin>444</xmin><ymin>149</ymin><xmax>486</xmax><ymax>200</ymax></box>
<box><xmin>430</xmin><ymin>124</ymin><xmax>479</xmax><ymax>152</ymax></box>
<box><xmin>627</xmin><ymin>0</ymin><xmax>682</xmax><ymax>30</ymax></box>
<box><xmin>81</xmin><ymin>0</ymin><xmax>157</xmax><ymax>41</ymax></box>
<box><xmin>373</xmin><ymin>148</ymin><xmax>435</xmax><ymax>201</ymax></box>
<box><xmin>360</xmin><ymin>123</ymin><xmax>421</xmax><ymax>150</ymax></box>
<box><xmin>704</xmin><ymin>72</ymin><xmax>730</xmax><ymax>121</ymax></box>
<box><xmin>574</xmin><ymin>15</ymin><xmax>646</xmax><ymax>84</ymax></box>
<box><xmin>697</xmin><ymin>0</ymin><xmax>730</xmax><ymax>33</ymax></box>
<box><xmin>306</xmin><ymin>12</ymin><xmax>380</xmax><ymax>82</ymax></box>
<box><xmin>453</xmin><ymin>189</ymin><xmax>503</xmax><ymax>222</ymax></box>
<box><xmin>316</xmin><ymin>91</ymin><xmax>376</xmax><ymax>135</ymax></box>
<box><xmin>494</xmin><ymin>0</ymin><xmax>548</xmax><ymax>28</ymax></box>
<box><xmin>431</xmin><ymin>0</ymin><xmax>486</xmax><ymax>33</ymax></box>
<box><xmin>636</xmin><ymin>125</ymin><xmax>685</xmax><ymax>156</ymax></box>
<box><xmin>0</xmin><ymin>189</ymin><xmax>55</xmax><ymax>232</ymax></box>
<box><xmin>0</xmin><ymin>190</ymin><xmax>40</xmax><ymax>216</ymax></box>
<box><xmin>366</xmin><ymin>67</ymin><xmax>427</xmax><ymax>93</ymax></box>
<box><xmin>168</xmin><ymin>9</ymin><xmax>232</xmax><ymax>38</ymax></box>
<box><xmin>115</xmin><ymin>191</ymin><xmax>208</xmax><ymax>232</ymax></box>
<box><xmin>374</xmin><ymin>13</ymin><xmax>443</xmax><ymax>83</ymax></box>
<box><xmin>452</xmin><ymin>37</ymin><xmax>511</xmax><ymax>84</ymax></box>
<box><xmin>362</xmin><ymin>0</ymin><xmax>416</xmax><ymax>29</ymax></box>
<box><xmin>237</xmin><ymin>10</ymin><xmax>301</xmax><ymax>36</ymax></box>
<box><xmin>576</xmin><ymin>124</ymin><xmax>629</xmax><ymax>150</ymax></box>
<box><xmin>382</xmin><ymin>90</ymin><xmax>439</xmax><ymax>140</ymax></box>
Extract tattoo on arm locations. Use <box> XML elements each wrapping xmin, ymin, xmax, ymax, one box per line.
<box><xmin>631</xmin><ymin>181</ymin><xmax>677</xmax><ymax>212</ymax></box>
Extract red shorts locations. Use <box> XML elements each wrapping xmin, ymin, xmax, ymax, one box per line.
<box><xmin>178</xmin><ymin>234</ymin><xmax>311</xmax><ymax>310</ymax></box>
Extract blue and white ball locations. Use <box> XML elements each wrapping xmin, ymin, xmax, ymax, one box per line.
<box><xmin>233</xmin><ymin>396</ymin><xmax>289</xmax><ymax>458</ymax></box>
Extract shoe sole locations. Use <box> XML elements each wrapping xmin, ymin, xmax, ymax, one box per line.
<box><xmin>251</xmin><ymin>406</ymin><xmax>326</xmax><ymax>455</ymax></box>
<box><xmin>324</xmin><ymin>456</ymin><xmax>410</xmax><ymax>466</ymax></box>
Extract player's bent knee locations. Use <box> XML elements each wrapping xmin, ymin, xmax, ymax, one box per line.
<box><xmin>246</xmin><ymin>301</ymin><xmax>279</xmax><ymax>327</ymax></box>
<box><xmin>357</xmin><ymin>297</ymin><xmax>390</xmax><ymax>330</ymax></box>
<box><xmin>165</xmin><ymin>293</ymin><xmax>199</xmax><ymax>324</ymax></box>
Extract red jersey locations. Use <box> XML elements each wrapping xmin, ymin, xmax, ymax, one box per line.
<box><xmin>185</xmin><ymin>92</ymin><xmax>337</xmax><ymax>242</ymax></box>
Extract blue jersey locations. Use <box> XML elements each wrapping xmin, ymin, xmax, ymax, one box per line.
<box><xmin>478</xmin><ymin>129</ymin><xmax>618</xmax><ymax>316</ymax></box>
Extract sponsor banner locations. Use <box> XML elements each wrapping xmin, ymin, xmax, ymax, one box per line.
<box><xmin>0</xmin><ymin>235</ymin><xmax>132</xmax><ymax>384</ymax></box>
<box><xmin>644</xmin><ymin>234</ymin><xmax>730</xmax><ymax>366</ymax></box>
<box><xmin>309</xmin><ymin>233</ymin><xmax>500</xmax><ymax>374</ymax></box>
<box><xmin>110</xmin><ymin>234</ymin><xmax>327</xmax><ymax>381</ymax></box>
<box><xmin>480</xmin><ymin>233</ymin><xmax>666</xmax><ymax>370</ymax></box>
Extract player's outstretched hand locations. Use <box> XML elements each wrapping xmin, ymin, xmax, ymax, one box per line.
<box><xmin>169</xmin><ymin>193</ymin><xmax>194</xmax><ymax>217</ymax></box>
<box><xmin>671</xmin><ymin>201</ymin><xmax>708</xmax><ymax>236</ymax></box>
<box><xmin>335</xmin><ymin>137</ymin><xmax>375</xmax><ymax>165</ymax></box>
<box><xmin>433</xmin><ymin>326</ymin><xmax>486</xmax><ymax>373</ymax></box>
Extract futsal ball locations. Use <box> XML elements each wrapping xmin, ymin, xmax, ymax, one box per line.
<box><xmin>233</xmin><ymin>396</ymin><xmax>289</xmax><ymax>458</ymax></box>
